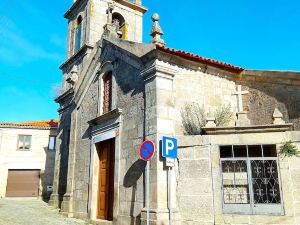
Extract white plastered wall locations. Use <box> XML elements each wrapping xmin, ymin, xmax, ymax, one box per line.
<box><xmin>0</xmin><ymin>127</ymin><xmax>52</xmax><ymax>197</ymax></box>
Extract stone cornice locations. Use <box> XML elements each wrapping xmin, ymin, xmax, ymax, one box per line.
<box><xmin>56</xmin><ymin>89</ymin><xmax>75</xmax><ymax>113</ymax></box>
<box><xmin>202</xmin><ymin>123</ymin><xmax>293</xmax><ymax>135</ymax></box>
<box><xmin>64</xmin><ymin>0</ymin><xmax>88</xmax><ymax>19</ymax></box>
<box><xmin>141</xmin><ymin>61</ymin><xmax>178</xmax><ymax>81</ymax></box>
<box><xmin>114</xmin><ymin>0</ymin><xmax>148</xmax><ymax>13</ymax></box>
<box><xmin>55</xmin><ymin>88</ymin><xmax>74</xmax><ymax>104</ymax></box>
<box><xmin>241</xmin><ymin>70</ymin><xmax>300</xmax><ymax>86</ymax></box>
<box><xmin>60</xmin><ymin>44</ymin><xmax>94</xmax><ymax>70</ymax></box>
<box><xmin>88</xmin><ymin>108</ymin><xmax>122</xmax><ymax>126</ymax></box>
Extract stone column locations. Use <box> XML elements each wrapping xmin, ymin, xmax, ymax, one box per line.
<box><xmin>140</xmin><ymin>60</ymin><xmax>180</xmax><ymax>225</ymax></box>
<box><xmin>60</xmin><ymin>108</ymin><xmax>78</xmax><ymax>217</ymax></box>
<box><xmin>49</xmin><ymin>110</ymin><xmax>67</xmax><ymax>208</ymax></box>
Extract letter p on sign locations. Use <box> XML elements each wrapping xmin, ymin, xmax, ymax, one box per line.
<box><xmin>162</xmin><ymin>136</ymin><xmax>178</xmax><ymax>159</ymax></box>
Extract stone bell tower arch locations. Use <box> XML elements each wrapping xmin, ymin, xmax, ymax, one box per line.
<box><xmin>65</xmin><ymin>0</ymin><xmax>147</xmax><ymax>60</ymax></box>
<box><xmin>59</xmin><ymin>0</ymin><xmax>147</xmax><ymax>101</ymax></box>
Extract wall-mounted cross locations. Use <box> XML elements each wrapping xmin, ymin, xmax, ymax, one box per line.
<box><xmin>233</xmin><ymin>85</ymin><xmax>249</xmax><ymax>112</ymax></box>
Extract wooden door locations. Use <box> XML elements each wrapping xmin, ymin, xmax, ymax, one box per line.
<box><xmin>6</xmin><ymin>170</ymin><xmax>40</xmax><ymax>197</ymax></box>
<box><xmin>97</xmin><ymin>139</ymin><xmax>115</xmax><ymax>220</ymax></box>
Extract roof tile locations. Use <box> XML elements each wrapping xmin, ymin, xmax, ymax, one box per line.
<box><xmin>0</xmin><ymin>120</ymin><xmax>59</xmax><ymax>128</ymax></box>
<box><xmin>157</xmin><ymin>45</ymin><xmax>244</xmax><ymax>73</ymax></box>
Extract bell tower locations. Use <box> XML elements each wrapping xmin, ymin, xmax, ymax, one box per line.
<box><xmin>64</xmin><ymin>0</ymin><xmax>147</xmax><ymax>59</ymax></box>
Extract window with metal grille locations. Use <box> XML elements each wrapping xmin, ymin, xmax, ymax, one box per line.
<box><xmin>220</xmin><ymin>145</ymin><xmax>283</xmax><ymax>215</ymax></box>
<box><xmin>103</xmin><ymin>72</ymin><xmax>112</xmax><ymax>114</ymax></box>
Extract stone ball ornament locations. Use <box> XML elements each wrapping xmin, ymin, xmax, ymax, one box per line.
<box><xmin>152</xmin><ymin>13</ymin><xmax>160</xmax><ymax>22</ymax></box>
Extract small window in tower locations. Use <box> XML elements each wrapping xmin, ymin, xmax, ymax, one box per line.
<box><xmin>112</xmin><ymin>13</ymin><xmax>127</xmax><ymax>40</ymax></box>
<box><xmin>103</xmin><ymin>72</ymin><xmax>113</xmax><ymax>114</ymax></box>
<box><xmin>75</xmin><ymin>16</ymin><xmax>83</xmax><ymax>52</ymax></box>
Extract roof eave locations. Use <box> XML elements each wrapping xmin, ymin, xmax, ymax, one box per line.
<box><xmin>156</xmin><ymin>45</ymin><xmax>244</xmax><ymax>74</ymax></box>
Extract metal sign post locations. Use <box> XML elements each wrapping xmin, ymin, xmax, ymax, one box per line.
<box><xmin>140</xmin><ymin>140</ymin><xmax>155</xmax><ymax>225</ymax></box>
<box><xmin>162</xmin><ymin>136</ymin><xmax>178</xmax><ymax>225</ymax></box>
<box><xmin>146</xmin><ymin>161</ymin><xmax>150</xmax><ymax>225</ymax></box>
<box><xmin>168</xmin><ymin>167</ymin><xmax>172</xmax><ymax>225</ymax></box>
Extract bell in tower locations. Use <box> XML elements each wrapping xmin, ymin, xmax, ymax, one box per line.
<box><xmin>64</xmin><ymin>0</ymin><xmax>147</xmax><ymax>59</ymax></box>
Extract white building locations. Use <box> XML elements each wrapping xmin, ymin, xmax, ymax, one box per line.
<box><xmin>0</xmin><ymin>120</ymin><xmax>58</xmax><ymax>199</ymax></box>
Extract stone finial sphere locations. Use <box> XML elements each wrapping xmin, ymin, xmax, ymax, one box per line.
<box><xmin>152</xmin><ymin>13</ymin><xmax>159</xmax><ymax>22</ymax></box>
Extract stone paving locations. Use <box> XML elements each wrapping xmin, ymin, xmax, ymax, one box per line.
<box><xmin>0</xmin><ymin>198</ymin><xmax>89</xmax><ymax>225</ymax></box>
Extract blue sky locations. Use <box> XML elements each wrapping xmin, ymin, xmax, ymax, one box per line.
<box><xmin>0</xmin><ymin>0</ymin><xmax>299</xmax><ymax>122</ymax></box>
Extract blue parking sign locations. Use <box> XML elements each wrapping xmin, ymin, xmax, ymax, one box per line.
<box><xmin>162</xmin><ymin>136</ymin><xmax>178</xmax><ymax>159</ymax></box>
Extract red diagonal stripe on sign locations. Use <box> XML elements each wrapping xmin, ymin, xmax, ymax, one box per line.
<box><xmin>143</xmin><ymin>144</ymin><xmax>152</xmax><ymax>155</ymax></box>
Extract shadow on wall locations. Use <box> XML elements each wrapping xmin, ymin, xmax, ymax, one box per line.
<box><xmin>57</xmin><ymin>110</ymin><xmax>72</xmax><ymax>208</ymax></box>
<box><xmin>246</xmin><ymin>84</ymin><xmax>300</xmax><ymax>130</ymax></box>
<box><xmin>123</xmin><ymin>159</ymin><xmax>147</xmax><ymax>225</ymax></box>
<box><xmin>40</xmin><ymin>146</ymin><xmax>56</xmax><ymax>202</ymax></box>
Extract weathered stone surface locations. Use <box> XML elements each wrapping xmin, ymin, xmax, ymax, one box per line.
<box><xmin>245</xmin><ymin>82</ymin><xmax>300</xmax><ymax>130</ymax></box>
<box><xmin>179</xmin><ymin>159</ymin><xmax>210</xmax><ymax>179</ymax></box>
<box><xmin>179</xmin><ymin>196</ymin><xmax>213</xmax><ymax>222</ymax></box>
<box><xmin>52</xmin><ymin>1</ymin><xmax>300</xmax><ymax>224</ymax></box>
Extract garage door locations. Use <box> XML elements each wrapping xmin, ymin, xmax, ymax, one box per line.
<box><xmin>6</xmin><ymin>170</ymin><xmax>40</xmax><ymax>197</ymax></box>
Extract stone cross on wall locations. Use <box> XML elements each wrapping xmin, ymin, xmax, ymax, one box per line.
<box><xmin>233</xmin><ymin>85</ymin><xmax>249</xmax><ymax>112</ymax></box>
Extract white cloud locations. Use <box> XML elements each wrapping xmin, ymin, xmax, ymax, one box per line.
<box><xmin>0</xmin><ymin>16</ymin><xmax>64</xmax><ymax>65</ymax></box>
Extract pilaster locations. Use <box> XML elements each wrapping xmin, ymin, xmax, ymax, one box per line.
<box><xmin>60</xmin><ymin>108</ymin><xmax>78</xmax><ymax>217</ymax></box>
<box><xmin>140</xmin><ymin>60</ymin><xmax>181</xmax><ymax>224</ymax></box>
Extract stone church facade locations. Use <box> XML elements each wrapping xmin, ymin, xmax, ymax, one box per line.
<box><xmin>49</xmin><ymin>0</ymin><xmax>300</xmax><ymax>224</ymax></box>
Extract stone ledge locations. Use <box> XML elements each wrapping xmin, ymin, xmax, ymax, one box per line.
<box><xmin>88</xmin><ymin>108</ymin><xmax>122</xmax><ymax>126</ymax></box>
<box><xmin>60</xmin><ymin>44</ymin><xmax>94</xmax><ymax>70</ymax></box>
<box><xmin>203</xmin><ymin>123</ymin><xmax>293</xmax><ymax>135</ymax></box>
<box><xmin>55</xmin><ymin>88</ymin><xmax>74</xmax><ymax>104</ymax></box>
<box><xmin>89</xmin><ymin>219</ymin><xmax>113</xmax><ymax>225</ymax></box>
<box><xmin>115</xmin><ymin>0</ymin><xmax>148</xmax><ymax>13</ymax></box>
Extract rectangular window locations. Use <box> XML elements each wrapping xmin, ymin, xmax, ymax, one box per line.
<box><xmin>103</xmin><ymin>72</ymin><xmax>112</xmax><ymax>114</ymax></box>
<box><xmin>48</xmin><ymin>136</ymin><xmax>56</xmax><ymax>150</ymax></box>
<box><xmin>220</xmin><ymin>145</ymin><xmax>282</xmax><ymax>215</ymax></box>
<box><xmin>17</xmin><ymin>135</ymin><xmax>31</xmax><ymax>151</ymax></box>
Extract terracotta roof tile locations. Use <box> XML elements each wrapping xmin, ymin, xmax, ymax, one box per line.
<box><xmin>157</xmin><ymin>45</ymin><xmax>244</xmax><ymax>73</ymax></box>
<box><xmin>0</xmin><ymin>120</ymin><xmax>59</xmax><ymax>128</ymax></box>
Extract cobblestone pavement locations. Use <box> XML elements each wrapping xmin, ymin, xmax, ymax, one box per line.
<box><xmin>0</xmin><ymin>198</ymin><xmax>89</xmax><ymax>225</ymax></box>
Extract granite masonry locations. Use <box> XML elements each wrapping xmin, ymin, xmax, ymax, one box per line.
<box><xmin>49</xmin><ymin>0</ymin><xmax>300</xmax><ymax>224</ymax></box>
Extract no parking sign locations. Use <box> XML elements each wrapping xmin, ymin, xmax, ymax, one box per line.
<box><xmin>140</xmin><ymin>140</ymin><xmax>155</xmax><ymax>161</ymax></box>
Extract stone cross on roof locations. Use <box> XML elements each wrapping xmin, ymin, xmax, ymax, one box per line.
<box><xmin>233</xmin><ymin>85</ymin><xmax>249</xmax><ymax>112</ymax></box>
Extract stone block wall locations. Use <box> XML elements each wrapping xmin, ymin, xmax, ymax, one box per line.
<box><xmin>70</xmin><ymin>79</ymin><xmax>99</xmax><ymax>218</ymax></box>
<box><xmin>177</xmin><ymin>144</ymin><xmax>214</xmax><ymax>225</ymax></box>
<box><xmin>176</xmin><ymin>132</ymin><xmax>300</xmax><ymax>225</ymax></box>
<box><xmin>173</xmin><ymin>68</ymin><xmax>237</xmax><ymax>135</ymax></box>
<box><xmin>50</xmin><ymin>105</ymin><xmax>72</xmax><ymax>208</ymax></box>
<box><xmin>115</xmin><ymin>60</ymin><xmax>145</xmax><ymax>223</ymax></box>
<box><xmin>242</xmin><ymin>82</ymin><xmax>300</xmax><ymax>130</ymax></box>
<box><xmin>60</xmin><ymin>54</ymin><xmax>146</xmax><ymax>222</ymax></box>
